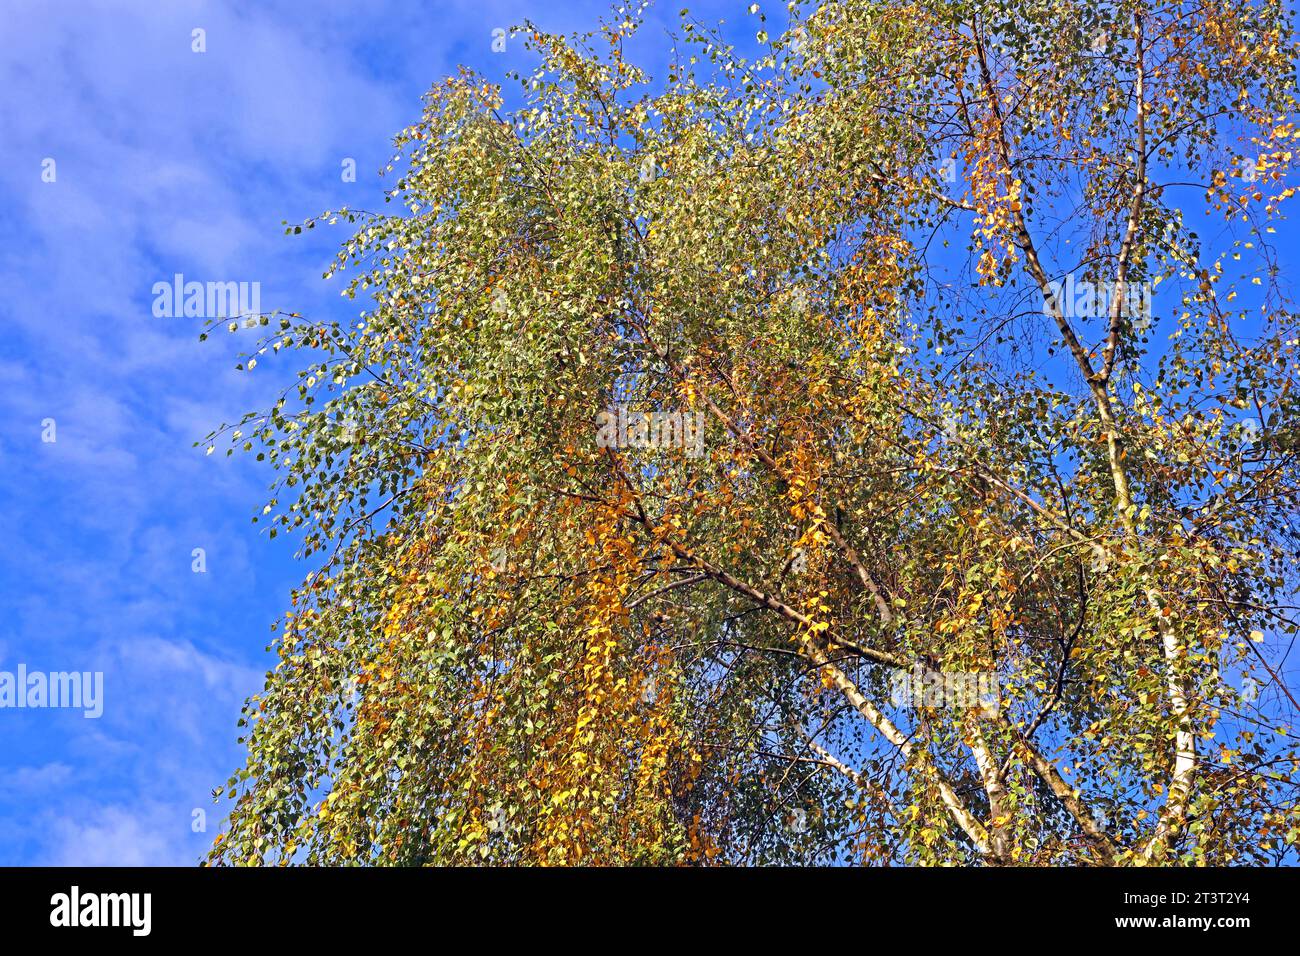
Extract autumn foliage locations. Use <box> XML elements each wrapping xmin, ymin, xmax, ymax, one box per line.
<box><xmin>208</xmin><ymin>0</ymin><xmax>1300</xmax><ymax>865</ymax></box>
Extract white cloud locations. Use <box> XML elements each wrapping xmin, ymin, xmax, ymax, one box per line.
<box><xmin>45</xmin><ymin>803</ymin><xmax>203</xmax><ymax>867</ymax></box>
<box><xmin>0</xmin><ymin>762</ymin><xmax>74</xmax><ymax>797</ymax></box>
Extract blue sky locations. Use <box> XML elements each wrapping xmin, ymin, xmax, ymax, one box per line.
<box><xmin>0</xmin><ymin>0</ymin><xmax>758</xmax><ymax>866</ymax></box>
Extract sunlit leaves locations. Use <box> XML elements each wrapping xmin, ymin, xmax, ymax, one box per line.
<box><xmin>209</xmin><ymin>1</ymin><xmax>1300</xmax><ymax>867</ymax></box>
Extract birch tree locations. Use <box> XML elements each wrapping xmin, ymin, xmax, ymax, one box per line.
<box><xmin>208</xmin><ymin>0</ymin><xmax>1300</xmax><ymax>865</ymax></box>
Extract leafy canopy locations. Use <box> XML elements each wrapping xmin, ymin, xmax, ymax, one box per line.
<box><xmin>207</xmin><ymin>0</ymin><xmax>1300</xmax><ymax>865</ymax></box>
